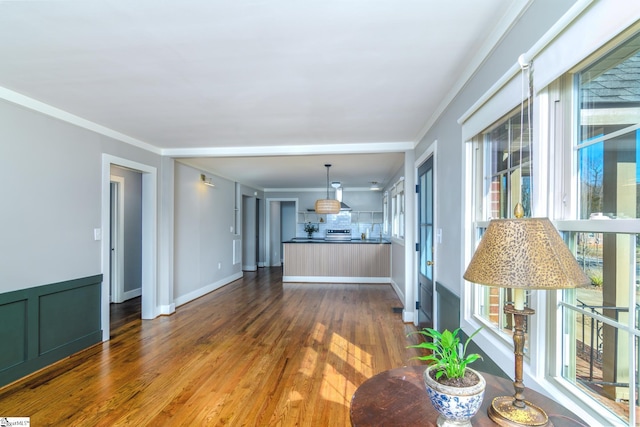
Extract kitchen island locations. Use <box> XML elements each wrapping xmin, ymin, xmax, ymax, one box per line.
<box><xmin>282</xmin><ymin>238</ymin><xmax>391</xmax><ymax>283</ymax></box>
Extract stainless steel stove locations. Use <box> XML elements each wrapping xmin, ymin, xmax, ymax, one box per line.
<box><xmin>325</xmin><ymin>229</ymin><xmax>352</xmax><ymax>241</ymax></box>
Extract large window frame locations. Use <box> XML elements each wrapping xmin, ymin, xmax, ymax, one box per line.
<box><xmin>550</xmin><ymin>30</ymin><xmax>640</xmax><ymax>424</ymax></box>
<box><xmin>466</xmin><ymin>26</ymin><xmax>640</xmax><ymax>426</ymax></box>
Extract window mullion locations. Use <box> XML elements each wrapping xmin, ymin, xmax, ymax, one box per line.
<box><xmin>627</xmin><ymin>233</ymin><xmax>637</xmax><ymax>426</ymax></box>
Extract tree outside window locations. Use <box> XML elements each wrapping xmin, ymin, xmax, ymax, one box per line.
<box><xmin>559</xmin><ymin>31</ymin><xmax>640</xmax><ymax>424</ymax></box>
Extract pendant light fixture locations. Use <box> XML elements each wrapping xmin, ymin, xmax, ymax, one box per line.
<box><xmin>315</xmin><ymin>164</ymin><xmax>341</xmax><ymax>214</ymax></box>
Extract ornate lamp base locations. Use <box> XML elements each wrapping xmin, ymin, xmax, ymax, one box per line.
<box><xmin>488</xmin><ymin>396</ymin><xmax>550</xmax><ymax>427</ymax></box>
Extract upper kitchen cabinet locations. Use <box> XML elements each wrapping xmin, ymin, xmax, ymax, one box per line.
<box><xmin>297</xmin><ymin>210</ymin><xmax>382</xmax><ymax>224</ymax></box>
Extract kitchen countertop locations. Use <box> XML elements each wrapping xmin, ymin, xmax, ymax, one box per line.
<box><xmin>286</xmin><ymin>238</ymin><xmax>390</xmax><ymax>244</ymax></box>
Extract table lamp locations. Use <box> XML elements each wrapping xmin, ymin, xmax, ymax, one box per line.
<box><xmin>463</xmin><ymin>207</ymin><xmax>590</xmax><ymax>426</ymax></box>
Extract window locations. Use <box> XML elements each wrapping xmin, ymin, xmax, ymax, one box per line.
<box><xmin>555</xmin><ymin>31</ymin><xmax>640</xmax><ymax>425</ymax></box>
<box><xmin>465</xmin><ymin>9</ymin><xmax>640</xmax><ymax>426</ymax></box>
<box><xmin>391</xmin><ymin>179</ymin><xmax>405</xmax><ymax>239</ymax></box>
<box><xmin>485</xmin><ymin>105</ymin><xmax>532</xmax><ymax>220</ymax></box>
<box><xmin>471</xmin><ymin>104</ymin><xmax>532</xmax><ymax>334</ymax></box>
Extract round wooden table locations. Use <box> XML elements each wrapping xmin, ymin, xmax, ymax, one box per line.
<box><xmin>350</xmin><ymin>366</ymin><xmax>588</xmax><ymax>426</ymax></box>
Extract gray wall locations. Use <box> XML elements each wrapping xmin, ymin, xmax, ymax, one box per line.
<box><xmin>173</xmin><ymin>162</ymin><xmax>242</xmax><ymax>305</ymax></box>
<box><xmin>414</xmin><ymin>0</ymin><xmax>576</xmax><ymax>301</ymax></box>
<box><xmin>0</xmin><ymin>98</ymin><xmax>163</xmax><ymax>295</ymax></box>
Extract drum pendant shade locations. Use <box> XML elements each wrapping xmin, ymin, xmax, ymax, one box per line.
<box><xmin>315</xmin><ymin>164</ymin><xmax>341</xmax><ymax>214</ymax></box>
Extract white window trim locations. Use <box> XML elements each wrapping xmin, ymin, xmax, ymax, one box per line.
<box><xmin>390</xmin><ymin>177</ymin><xmax>406</xmax><ymax>242</ymax></box>
<box><xmin>382</xmin><ymin>191</ymin><xmax>389</xmax><ymax>236</ymax></box>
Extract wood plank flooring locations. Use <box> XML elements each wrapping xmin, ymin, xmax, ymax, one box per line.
<box><xmin>0</xmin><ymin>267</ymin><xmax>425</xmax><ymax>426</ymax></box>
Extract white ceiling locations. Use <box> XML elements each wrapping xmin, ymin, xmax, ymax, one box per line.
<box><xmin>0</xmin><ymin>0</ymin><xmax>521</xmax><ymax>190</ymax></box>
<box><xmin>180</xmin><ymin>152</ymin><xmax>406</xmax><ymax>190</ymax></box>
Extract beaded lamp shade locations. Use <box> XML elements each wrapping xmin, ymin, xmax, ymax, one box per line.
<box><xmin>463</xmin><ymin>217</ymin><xmax>590</xmax><ymax>290</ymax></box>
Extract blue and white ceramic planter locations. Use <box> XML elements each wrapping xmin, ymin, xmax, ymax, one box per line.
<box><xmin>423</xmin><ymin>366</ymin><xmax>486</xmax><ymax>427</ymax></box>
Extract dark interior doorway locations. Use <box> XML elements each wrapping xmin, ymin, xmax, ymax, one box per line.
<box><xmin>110</xmin><ymin>297</ymin><xmax>141</xmax><ymax>337</ymax></box>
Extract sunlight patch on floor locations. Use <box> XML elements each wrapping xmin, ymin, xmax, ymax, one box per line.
<box><xmin>329</xmin><ymin>331</ymin><xmax>373</xmax><ymax>378</ymax></box>
<box><xmin>288</xmin><ymin>390</ymin><xmax>303</xmax><ymax>402</ymax></box>
<box><xmin>321</xmin><ymin>363</ymin><xmax>356</xmax><ymax>405</ymax></box>
<box><xmin>311</xmin><ymin>321</ymin><xmax>326</xmax><ymax>343</ymax></box>
<box><xmin>299</xmin><ymin>347</ymin><xmax>318</xmax><ymax>377</ymax></box>
<box><xmin>318</xmin><ymin>329</ymin><xmax>374</xmax><ymax>405</ymax></box>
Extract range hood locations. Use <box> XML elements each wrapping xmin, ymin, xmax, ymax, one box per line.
<box><xmin>332</xmin><ymin>183</ymin><xmax>352</xmax><ymax>211</ymax></box>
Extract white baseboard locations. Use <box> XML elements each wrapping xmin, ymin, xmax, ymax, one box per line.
<box><xmin>402</xmin><ymin>310</ymin><xmax>415</xmax><ymax>323</ymax></box>
<box><xmin>242</xmin><ymin>265</ymin><xmax>257</xmax><ymax>271</ymax></box>
<box><xmin>174</xmin><ymin>272</ymin><xmax>243</xmax><ymax>307</ymax></box>
<box><xmin>389</xmin><ymin>279</ymin><xmax>414</xmax><ymax>323</ymax></box>
<box><xmin>282</xmin><ymin>276</ymin><xmax>390</xmax><ymax>284</ymax></box>
<box><xmin>122</xmin><ymin>288</ymin><xmax>142</xmax><ymax>301</ymax></box>
<box><xmin>158</xmin><ymin>303</ymin><xmax>176</xmax><ymax>316</ymax></box>
<box><xmin>389</xmin><ymin>279</ymin><xmax>405</xmax><ymax>304</ymax></box>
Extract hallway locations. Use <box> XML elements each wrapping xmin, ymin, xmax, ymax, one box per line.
<box><xmin>0</xmin><ymin>268</ymin><xmax>423</xmax><ymax>426</ymax></box>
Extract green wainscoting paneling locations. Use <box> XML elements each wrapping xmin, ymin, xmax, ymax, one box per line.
<box><xmin>435</xmin><ymin>281</ymin><xmax>507</xmax><ymax>379</ymax></box>
<box><xmin>0</xmin><ymin>299</ymin><xmax>28</xmax><ymax>371</ymax></box>
<box><xmin>0</xmin><ymin>275</ymin><xmax>103</xmax><ymax>387</ymax></box>
<box><xmin>435</xmin><ymin>281</ymin><xmax>460</xmax><ymax>333</ymax></box>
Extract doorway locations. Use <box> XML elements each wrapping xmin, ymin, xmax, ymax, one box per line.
<box><xmin>101</xmin><ymin>154</ymin><xmax>158</xmax><ymax>341</ymax></box>
<box><xmin>110</xmin><ymin>176</ymin><xmax>125</xmax><ymax>303</ymax></box>
<box><xmin>109</xmin><ymin>166</ymin><xmax>143</xmax><ymax>307</ymax></box>
<box><xmin>242</xmin><ymin>195</ymin><xmax>258</xmax><ymax>271</ymax></box>
<box><xmin>417</xmin><ymin>155</ymin><xmax>434</xmax><ymax>329</ymax></box>
<box><xmin>265</xmin><ymin>198</ymin><xmax>297</xmax><ymax>267</ymax></box>
<box><xmin>280</xmin><ymin>201</ymin><xmax>296</xmax><ymax>262</ymax></box>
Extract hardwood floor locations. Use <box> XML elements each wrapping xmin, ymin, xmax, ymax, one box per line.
<box><xmin>110</xmin><ymin>296</ymin><xmax>141</xmax><ymax>332</ymax></box>
<box><xmin>0</xmin><ymin>267</ymin><xmax>425</xmax><ymax>426</ymax></box>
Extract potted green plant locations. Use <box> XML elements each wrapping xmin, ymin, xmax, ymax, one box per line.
<box><xmin>304</xmin><ymin>222</ymin><xmax>319</xmax><ymax>238</ymax></box>
<box><xmin>408</xmin><ymin>327</ymin><xmax>485</xmax><ymax>427</ymax></box>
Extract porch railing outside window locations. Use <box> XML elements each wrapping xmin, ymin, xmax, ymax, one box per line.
<box><xmin>558</xmin><ymin>31</ymin><xmax>640</xmax><ymax>424</ymax></box>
